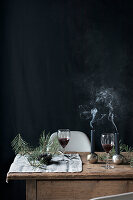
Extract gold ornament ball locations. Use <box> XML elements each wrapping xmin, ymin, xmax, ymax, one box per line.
<box><xmin>87</xmin><ymin>153</ymin><xmax>98</xmax><ymax>164</ymax></box>
<box><xmin>112</xmin><ymin>154</ymin><xmax>124</xmax><ymax>165</ymax></box>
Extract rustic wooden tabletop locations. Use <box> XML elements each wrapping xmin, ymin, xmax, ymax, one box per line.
<box><xmin>7</xmin><ymin>152</ymin><xmax>133</xmax><ymax>181</ymax></box>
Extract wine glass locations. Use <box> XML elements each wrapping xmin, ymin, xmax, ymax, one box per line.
<box><xmin>101</xmin><ymin>133</ymin><xmax>114</xmax><ymax>169</ymax></box>
<box><xmin>57</xmin><ymin>129</ymin><xmax>71</xmax><ymax>161</ymax></box>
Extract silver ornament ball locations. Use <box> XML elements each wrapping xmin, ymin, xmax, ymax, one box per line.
<box><xmin>112</xmin><ymin>154</ymin><xmax>124</xmax><ymax>165</ymax></box>
<box><xmin>87</xmin><ymin>153</ymin><xmax>98</xmax><ymax>164</ymax></box>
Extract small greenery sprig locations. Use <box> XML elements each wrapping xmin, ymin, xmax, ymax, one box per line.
<box><xmin>11</xmin><ymin>131</ymin><xmax>60</xmax><ymax>168</ymax></box>
<box><xmin>130</xmin><ymin>157</ymin><xmax>133</xmax><ymax>168</ymax></box>
<box><xmin>11</xmin><ymin>134</ymin><xmax>31</xmax><ymax>155</ymax></box>
<box><xmin>119</xmin><ymin>142</ymin><xmax>133</xmax><ymax>153</ymax></box>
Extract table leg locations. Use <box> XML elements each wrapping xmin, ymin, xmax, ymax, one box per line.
<box><xmin>26</xmin><ymin>180</ymin><xmax>37</xmax><ymax>200</ymax></box>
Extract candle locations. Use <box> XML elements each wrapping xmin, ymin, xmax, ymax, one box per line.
<box><xmin>91</xmin><ymin>130</ymin><xmax>95</xmax><ymax>153</ymax></box>
<box><xmin>114</xmin><ymin>132</ymin><xmax>120</xmax><ymax>155</ymax></box>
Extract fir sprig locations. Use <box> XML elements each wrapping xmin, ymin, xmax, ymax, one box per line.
<box><xmin>11</xmin><ymin>131</ymin><xmax>60</xmax><ymax>168</ymax></box>
<box><xmin>119</xmin><ymin>141</ymin><xmax>133</xmax><ymax>153</ymax></box>
<box><xmin>130</xmin><ymin>157</ymin><xmax>133</xmax><ymax>167</ymax></box>
<box><xmin>11</xmin><ymin>134</ymin><xmax>31</xmax><ymax>155</ymax></box>
<box><xmin>47</xmin><ymin>135</ymin><xmax>60</xmax><ymax>155</ymax></box>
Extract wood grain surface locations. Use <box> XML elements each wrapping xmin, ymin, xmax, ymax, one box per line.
<box><xmin>37</xmin><ymin>180</ymin><xmax>133</xmax><ymax>200</ymax></box>
<box><xmin>7</xmin><ymin>152</ymin><xmax>133</xmax><ymax>181</ymax></box>
<box><xmin>26</xmin><ymin>180</ymin><xmax>36</xmax><ymax>200</ymax></box>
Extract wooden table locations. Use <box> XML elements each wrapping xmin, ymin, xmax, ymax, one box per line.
<box><xmin>7</xmin><ymin>152</ymin><xmax>133</xmax><ymax>200</ymax></box>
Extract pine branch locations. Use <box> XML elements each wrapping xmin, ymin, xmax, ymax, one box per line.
<box><xmin>11</xmin><ymin>134</ymin><xmax>31</xmax><ymax>155</ymax></box>
<box><xmin>130</xmin><ymin>157</ymin><xmax>133</xmax><ymax>167</ymax></box>
<box><xmin>39</xmin><ymin>130</ymin><xmax>51</xmax><ymax>153</ymax></box>
<box><xmin>11</xmin><ymin>131</ymin><xmax>60</xmax><ymax>168</ymax></box>
<box><xmin>119</xmin><ymin>140</ymin><xmax>133</xmax><ymax>152</ymax></box>
<box><xmin>47</xmin><ymin>135</ymin><xmax>60</xmax><ymax>155</ymax></box>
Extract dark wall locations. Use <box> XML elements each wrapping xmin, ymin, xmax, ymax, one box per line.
<box><xmin>1</xmin><ymin>0</ymin><xmax>133</xmax><ymax>199</ymax></box>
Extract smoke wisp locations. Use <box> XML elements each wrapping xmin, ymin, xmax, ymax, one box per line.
<box><xmin>79</xmin><ymin>87</ymin><xmax>119</xmax><ymax>132</ymax></box>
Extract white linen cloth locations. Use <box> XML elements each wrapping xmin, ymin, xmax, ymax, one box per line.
<box><xmin>8</xmin><ymin>154</ymin><xmax>82</xmax><ymax>173</ymax></box>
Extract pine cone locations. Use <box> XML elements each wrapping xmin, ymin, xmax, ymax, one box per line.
<box><xmin>38</xmin><ymin>153</ymin><xmax>52</xmax><ymax>164</ymax></box>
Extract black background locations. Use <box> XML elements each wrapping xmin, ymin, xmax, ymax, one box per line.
<box><xmin>1</xmin><ymin>0</ymin><xmax>133</xmax><ymax>199</ymax></box>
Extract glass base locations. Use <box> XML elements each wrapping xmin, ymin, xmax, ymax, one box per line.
<box><xmin>102</xmin><ymin>165</ymin><xmax>114</xmax><ymax>169</ymax></box>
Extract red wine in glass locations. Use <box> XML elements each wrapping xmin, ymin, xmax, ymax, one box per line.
<box><xmin>102</xmin><ymin>144</ymin><xmax>113</xmax><ymax>153</ymax></box>
<box><xmin>58</xmin><ymin>138</ymin><xmax>70</xmax><ymax>148</ymax></box>
<box><xmin>57</xmin><ymin>129</ymin><xmax>71</xmax><ymax>161</ymax></box>
<box><xmin>101</xmin><ymin>133</ymin><xmax>114</xmax><ymax>169</ymax></box>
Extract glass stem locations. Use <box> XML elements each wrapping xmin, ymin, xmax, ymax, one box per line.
<box><xmin>63</xmin><ymin>147</ymin><xmax>65</xmax><ymax>161</ymax></box>
<box><xmin>106</xmin><ymin>153</ymin><xmax>110</xmax><ymax>169</ymax></box>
